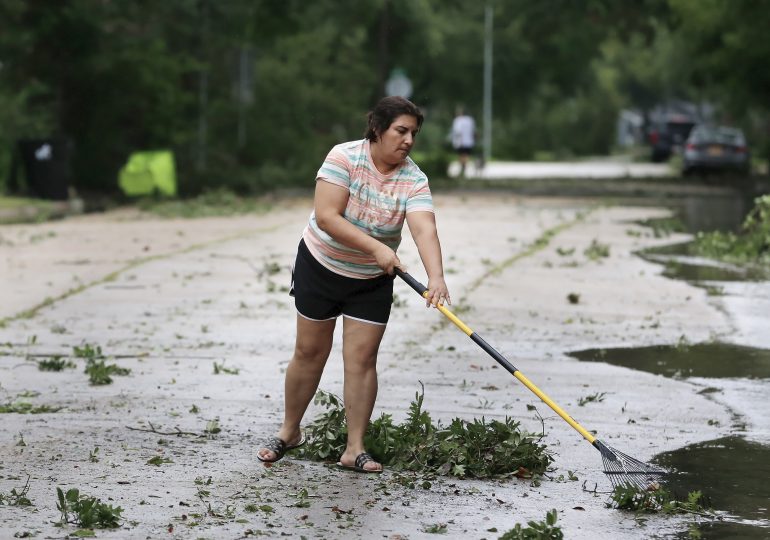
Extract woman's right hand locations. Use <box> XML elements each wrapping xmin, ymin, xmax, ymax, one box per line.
<box><xmin>373</xmin><ymin>244</ymin><xmax>402</xmax><ymax>275</ymax></box>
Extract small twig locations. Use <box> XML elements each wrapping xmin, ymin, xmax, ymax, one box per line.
<box><xmin>532</xmin><ymin>407</ymin><xmax>547</xmax><ymax>440</ymax></box>
<box><xmin>582</xmin><ymin>480</ymin><xmax>611</xmax><ymax>494</ymax></box>
<box><xmin>125</xmin><ymin>422</ymin><xmax>202</xmax><ymax>437</ymax></box>
<box><xmin>215</xmin><ymin>254</ymin><xmax>261</xmax><ymax>276</ymax></box>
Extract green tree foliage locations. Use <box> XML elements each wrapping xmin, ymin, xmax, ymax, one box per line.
<box><xmin>666</xmin><ymin>0</ymin><xmax>770</xmax><ymax>156</ymax></box>
<box><xmin>0</xmin><ymin>0</ymin><xmax>766</xmax><ymax>195</ymax></box>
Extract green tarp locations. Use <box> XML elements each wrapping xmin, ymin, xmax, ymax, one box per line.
<box><xmin>118</xmin><ymin>150</ymin><xmax>177</xmax><ymax>197</ymax></box>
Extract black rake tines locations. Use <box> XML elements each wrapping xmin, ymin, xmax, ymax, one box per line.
<box><xmin>597</xmin><ymin>442</ymin><xmax>666</xmax><ymax>490</ymax></box>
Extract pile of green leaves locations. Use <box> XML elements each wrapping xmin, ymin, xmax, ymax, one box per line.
<box><xmin>298</xmin><ymin>388</ymin><xmax>553</xmax><ymax>478</ymax></box>
<box><xmin>693</xmin><ymin>194</ymin><xmax>770</xmax><ymax>265</ymax></box>
<box><xmin>608</xmin><ymin>483</ymin><xmax>711</xmax><ymax>516</ymax></box>
<box><xmin>498</xmin><ymin>509</ymin><xmax>563</xmax><ymax>540</ymax></box>
<box><xmin>56</xmin><ymin>487</ymin><xmax>123</xmax><ymax>529</ymax></box>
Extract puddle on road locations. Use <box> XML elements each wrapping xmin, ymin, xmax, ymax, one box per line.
<box><xmin>659</xmin><ymin>259</ymin><xmax>767</xmax><ymax>282</ymax></box>
<box><xmin>617</xmin><ymin>192</ymin><xmax>770</xmax><ymax>535</ymax></box>
<box><xmin>567</xmin><ymin>343</ymin><xmax>770</xmax><ymax>379</ymax></box>
<box><xmin>635</xmin><ymin>190</ymin><xmax>770</xmax><ymax>283</ymax></box>
<box><xmin>676</xmin><ymin>193</ymin><xmax>752</xmax><ymax>233</ymax></box>
<box><xmin>634</xmin><ymin>191</ymin><xmax>752</xmax><ymax>235</ymax></box>
<box><xmin>568</xmin><ymin>344</ymin><xmax>770</xmax><ymax>536</ymax></box>
<box><xmin>639</xmin><ymin>242</ymin><xmax>770</xmax><ymax>282</ymax></box>
<box><xmin>654</xmin><ymin>436</ymin><xmax>770</xmax><ymax>539</ymax></box>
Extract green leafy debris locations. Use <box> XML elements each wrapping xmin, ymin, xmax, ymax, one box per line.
<box><xmin>584</xmin><ymin>239</ymin><xmax>610</xmax><ymax>260</ymax></box>
<box><xmin>424</xmin><ymin>523</ymin><xmax>448</xmax><ymax>534</ymax></box>
<box><xmin>608</xmin><ymin>483</ymin><xmax>713</xmax><ymax>516</ymax></box>
<box><xmin>73</xmin><ymin>343</ymin><xmax>103</xmax><ymax>360</ymax></box>
<box><xmin>298</xmin><ymin>387</ymin><xmax>553</xmax><ymax>478</ymax></box>
<box><xmin>498</xmin><ymin>509</ymin><xmax>563</xmax><ymax>539</ymax></box>
<box><xmin>72</xmin><ymin>343</ymin><xmax>131</xmax><ymax>385</ymax></box>
<box><xmin>577</xmin><ymin>392</ymin><xmax>607</xmax><ymax>406</ymax></box>
<box><xmin>37</xmin><ymin>356</ymin><xmax>77</xmax><ymax>371</ymax></box>
<box><xmin>0</xmin><ymin>402</ymin><xmax>62</xmax><ymax>414</ymax></box>
<box><xmin>692</xmin><ymin>194</ymin><xmax>770</xmax><ymax>265</ymax></box>
<box><xmin>146</xmin><ymin>456</ymin><xmax>173</xmax><ymax>466</ymax></box>
<box><xmin>0</xmin><ymin>477</ymin><xmax>33</xmax><ymax>506</ymax></box>
<box><xmin>213</xmin><ymin>361</ymin><xmax>239</xmax><ymax>375</ymax></box>
<box><xmin>636</xmin><ymin>216</ymin><xmax>686</xmax><ymax>238</ymax></box>
<box><xmin>56</xmin><ymin>487</ymin><xmax>123</xmax><ymax>529</ymax></box>
<box><xmin>84</xmin><ymin>358</ymin><xmax>131</xmax><ymax>385</ymax></box>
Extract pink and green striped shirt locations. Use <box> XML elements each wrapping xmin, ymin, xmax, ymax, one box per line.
<box><xmin>302</xmin><ymin>139</ymin><xmax>434</xmax><ymax>278</ymax></box>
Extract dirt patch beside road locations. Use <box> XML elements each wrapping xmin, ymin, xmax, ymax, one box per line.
<box><xmin>0</xmin><ymin>193</ymin><xmax>732</xmax><ymax>538</ymax></box>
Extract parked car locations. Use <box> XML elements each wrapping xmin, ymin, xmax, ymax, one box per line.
<box><xmin>682</xmin><ymin>125</ymin><xmax>750</xmax><ymax>176</ymax></box>
<box><xmin>647</xmin><ymin>115</ymin><xmax>696</xmax><ymax>162</ymax></box>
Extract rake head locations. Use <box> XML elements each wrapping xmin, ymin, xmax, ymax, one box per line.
<box><xmin>594</xmin><ymin>440</ymin><xmax>666</xmax><ymax>490</ymax></box>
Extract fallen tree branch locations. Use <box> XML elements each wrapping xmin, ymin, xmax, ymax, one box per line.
<box><xmin>125</xmin><ymin>422</ymin><xmax>202</xmax><ymax>438</ymax></box>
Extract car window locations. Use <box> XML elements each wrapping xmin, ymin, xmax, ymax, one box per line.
<box><xmin>690</xmin><ymin>126</ymin><xmax>745</xmax><ymax>145</ymax></box>
<box><xmin>716</xmin><ymin>128</ymin><xmax>744</xmax><ymax>145</ymax></box>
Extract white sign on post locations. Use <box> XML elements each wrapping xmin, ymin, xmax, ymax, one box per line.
<box><xmin>385</xmin><ymin>68</ymin><xmax>413</xmax><ymax>99</ymax></box>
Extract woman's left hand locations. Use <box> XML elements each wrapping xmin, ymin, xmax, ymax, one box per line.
<box><xmin>425</xmin><ymin>276</ymin><xmax>450</xmax><ymax>308</ymax></box>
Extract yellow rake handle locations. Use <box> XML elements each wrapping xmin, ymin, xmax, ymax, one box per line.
<box><xmin>396</xmin><ymin>269</ymin><xmax>596</xmax><ymax>445</ymax></box>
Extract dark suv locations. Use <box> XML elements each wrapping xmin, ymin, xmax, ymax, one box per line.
<box><xmin>647</xmin><ymin>115</ymin><xmax>696</xmax><ymax>162</ymax></box>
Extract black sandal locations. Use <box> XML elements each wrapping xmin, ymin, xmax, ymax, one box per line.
<box><xmin>337</xmin><ymin>452</ymin><xmax>383</xmax><ymax>474</ymax></box>
<box><xmin>257</xmin><ymin>434</ymin><xmax>305</xmax><ymax>463</ymax></box>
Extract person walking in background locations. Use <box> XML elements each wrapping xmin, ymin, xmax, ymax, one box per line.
<box><xmin>257</xmin><ymin>96</ymin><xmax>451</xmax><ymax>473</ymax></box>
<box><xmin>451</xmin><ymin>106</ymin><xmax>476</xmax><ymax>177</ymax></box>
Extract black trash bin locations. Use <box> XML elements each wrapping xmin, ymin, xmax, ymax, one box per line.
<box><xmin>11</xmin><ymin>138</ymin><xmax>73</xmax><ymax>200</ymax></box>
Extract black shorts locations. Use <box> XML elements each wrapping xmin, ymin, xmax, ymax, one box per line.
<box><xmin>455</xmin><ymin>146</ymin><xmax>473</xmax><ymax>156</ymax></box>
<box><xmin>290</xmin><ymin>239</ymin><xmax>394</xmax><ymax>325</ymax></box>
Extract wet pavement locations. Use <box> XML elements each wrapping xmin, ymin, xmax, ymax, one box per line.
<box><xmin>570</xmin><ymin>219</ymin><xmax>770</xmax><ymax>538</ymax></box>
<box><xmin>0</xmin><ymin>192</ymin><xmax>767</xmax><ymax>538</ymax></box>
<box><xmin>450</xmin><ymin>159</ymin><xmax>672</xmax><ymax>179</ymax></box>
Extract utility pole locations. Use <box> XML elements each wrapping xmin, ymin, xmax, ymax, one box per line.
<box><xmin>377</xmin><ymin>0</ymin><xmax>390</xmax><ymax>100</ymax></box>
<box><xmin>482</xmin><ymin>2</ymin><xmax>493</xmax><ymax>164</ymax></box>
<box><xmin>236</xmin><ymin>47</ymin><xmax>254</xmax><ymax>149</ymax></box>
<box><xmin>197</xmin><ymin>0</ymin><xmax>209</xmax><ymax>172</ymax></box>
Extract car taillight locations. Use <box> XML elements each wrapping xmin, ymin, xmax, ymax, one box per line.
<box><xmin>685</xmin><ymin>143</ymin><xmax>696</xmax><ymax>151</ymax></box>
<box><xmin>736</xmin><ymin>146</ymin><xmax>747</xmax><ymax>153</ymax></box>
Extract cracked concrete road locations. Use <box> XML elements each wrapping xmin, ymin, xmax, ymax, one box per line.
<box><xmin>0</xmin><ymin>193</ymin><xmax>738</xmax><ymax>538</ymax></box>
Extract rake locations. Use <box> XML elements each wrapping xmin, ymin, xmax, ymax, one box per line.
<box><xmin>395</xmin><ymin>269</ymin><xmax>665</xmax><ymax>489</ymax></box>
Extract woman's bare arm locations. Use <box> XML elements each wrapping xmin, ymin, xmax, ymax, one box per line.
<box><xmin>314</xmin><ymin>180</ymin><xmax>402</xmax><ymax>274</ymax></box>
<box><xmin>405</xmin><ymin>210</ymin><xmax>450</xmax><ymax>307</ymax></box>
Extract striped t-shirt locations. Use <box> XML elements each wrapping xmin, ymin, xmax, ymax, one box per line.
<box><xmin>302</xmin><ymin>139</ymin><xmax>434</xmax><ymax>278</ymax></box>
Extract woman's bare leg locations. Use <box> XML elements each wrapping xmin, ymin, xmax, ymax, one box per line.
<box><xmin>257</xmin><ymin>315</ymin><xmax>335</xmax><ymax>461</ymax></box>
<box><xmin>338</xmin><ymin>317</ymin><xmax>387</xmax><ymax>471</ymax></box>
